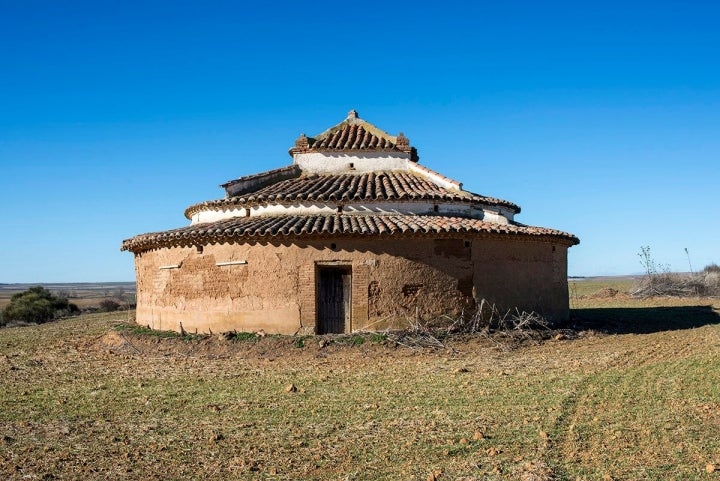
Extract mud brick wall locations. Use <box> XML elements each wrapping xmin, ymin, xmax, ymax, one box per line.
<box><xmin>133</xmin><ymin>236</ymin><xmax>570</xmax><ymax>334</ymax></box>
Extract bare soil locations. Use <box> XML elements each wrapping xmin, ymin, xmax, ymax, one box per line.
<box><xmin>1</xmin><ymin>293</ymin><xmax>719</xmax><ymax>480</ymax></box>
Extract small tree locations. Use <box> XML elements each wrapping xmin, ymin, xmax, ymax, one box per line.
<box><xmin>1</xmin><ymin>286</ymin><xmax>79</xmax><ymax>325</ymax></box>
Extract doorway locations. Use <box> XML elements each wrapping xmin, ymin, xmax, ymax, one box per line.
<box><xmin>316</xmin><ymin>266</ymin><xmax>351</xmax><ymax>334</ymax></box>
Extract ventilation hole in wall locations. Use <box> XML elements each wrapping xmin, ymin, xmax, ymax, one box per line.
<box><xmin>368</xmin><ymin>281</ymin><xmax>380</xmax><ymax>298</ymax></box>
<box><xmin>433</xmin><ymin>204</ymin><xmax>439</xmax><ymax>212</ymax></box>
<box><xmin>337</xmin><ymin>205</ymin><xmax>343</xmax><ymax>214</ymax></box>
<box><xmin>348</xmin><ymin>162</ymin><xmax>355</xmax><ymax>169</ymax></box>
<box><xmin>368</xmin><ymin>281</ymin><xmax>381</xmax><ymax>317</ymax></box>
<box><xmin>196</xmin><ymin>245</ymin><xmax>204</xmax><ymax>254</ymax></box>
<box><xmin>245</xmin><ymin>208</ymin><xmax>251</xmax><ymax>217</ymax></box>
<box><xmin>458</xmin><ymin>277</ymin><xmax>474</xmax><ymax>297</ymax></box>
<box><xmin>552</xmin><ymin>245</ymin><xmax>556</xmax><ymax>252</ymax></box>
<box><xmin>331</xmin><ymin>243</ymin><xmax>337</xmax><ymax>250</ymax></box>
<box><xmin>402</xmin><ymin>284</ymin><xmax>423</xmax><ymax>297</ymax></box>
<box><xmin>464</xmin><ymin>240</ymin><xmax>471</xmax><ymax>248</ymax></box>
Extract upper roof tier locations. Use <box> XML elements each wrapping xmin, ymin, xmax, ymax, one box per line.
<box><xmin>289</xmin><ymin>109</ymin><xmax>418</xmax><ymax>161</ymax></box>
<box><xmin>208</xmin><ymin>111</ymin><xmax>520</xmax><ymax>224</ymax></box>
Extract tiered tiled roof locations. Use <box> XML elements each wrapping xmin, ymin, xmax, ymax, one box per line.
<box><xmin>185</xmin><ymin>171</ymin><xmax>519</xmax><ymax>219</ymax></box>
<box><xmin>122</xmin><ymin>214</ymin><xmax>579</xmax><ymax>252</ymax></box>
<box><xmin>122</xmin><ymin>111</ymin><xmax>579</xmax><ymax>254</ymax></box>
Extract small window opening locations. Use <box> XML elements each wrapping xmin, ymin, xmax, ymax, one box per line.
<box><xmin>552</xmin><ymin>245</ymin><xmax>556</xmax><ymax>252</ymax></box>
<box><xmin>245</xmin><ymin>208</ymin><xmax>251</xmax><ymax>217</ymax></box>
<box><xmin>330</xmin><ymin>243</ymin><xmax>337</xmax><ymax>250</ymax></box>
<box><xmin>196</xmin><ymin>245</ymin><xmax>204</xmax><ymax>254</ymax></box>
<box><xmin>337</xmin><ymin>205</ymin><xmax>343</xmax><ymax>214</ymax></box>
<box><xmin>464</xmin><ymin>240</ymin><xmax>471</xmax><ymax>248</ymax></box>
<box><xmin>348</xmin><ymin>162</ymin><xmax>355</xmax><ymax>170</ymax></box>
<box><xmin>433</xmin><ymin>204</ymin><xmax>439</xmax><ymax>213</ymax></box>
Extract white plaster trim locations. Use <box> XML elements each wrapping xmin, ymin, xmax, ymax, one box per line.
<box><xmin>190</xmin><ymin>200</ymin><xmax>513</xmax><ymax>224</ymax></box>
<box><xmin>215</xmin><ymin>260</ymin><xmax>248</xmax><ymax>266</ymax></box>
<box><xmin>407</xmin><ymin>162</ymin><xmax>462</xmax><ymax>191</ymax></box>
<box><xmin>159</xmin><ymin>264</ymin><xmax>181</xmax><ymax>270</ymax></box>
<box><xmin>294</xmin><ymin>152</ymin><xmax>411</xmax><ymax>174</ymax></box>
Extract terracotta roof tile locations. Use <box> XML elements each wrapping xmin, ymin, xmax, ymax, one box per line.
<box><xmin>289</xmin><ymin>111</ymin><xmax>417</xmax><ymax>159</ymax></box>
<box><xmin>310</xmin><ymin>124</ymin><xmax>395</xmax><ymax>150</ymax></box>
<box><xmin>122</xmin><ymin>214</ymin><xmax>579</xmax><ymax>253</ymax></box>
<box><xmin>185</xmin><ymin>171</ymin><xmax>519</xmax><ymax>218</ymax></box>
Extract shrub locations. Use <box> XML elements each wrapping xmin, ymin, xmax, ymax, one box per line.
<box><xmin>704</xmin><ymin>263</ymin><xmax>720</xmax><ymax>274</ymax></box>
<box><xmin>99</xmin><ymin>299</ymin><xmax>121</xmax><ymax>312</ymax></box>
<box><xmin>2</xmin><ymin>286</ymin><xmax>80</xmax><ymax>324</ymax></box>
<box><xmin>631</xmin><ymin>249</ymin><xmax>720</xmax><ymax>298</ymax></box>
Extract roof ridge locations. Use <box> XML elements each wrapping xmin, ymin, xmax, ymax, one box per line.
<box><xmin>220</xmin><ymin>164</ymin><xmax>301</xmax><ymax>197</ymax></box>
<box><xmin>289</xmin><ymin>110</ymin><xmax>417</xmax><ymax>159</ymax></box>
<box><xmin>313</xmin><ymin>110</ymin><xmax>397</xmax><ymax>145</ymax></box>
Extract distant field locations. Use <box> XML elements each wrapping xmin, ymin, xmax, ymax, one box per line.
<box><xmin>1</xmin><ymin>278</ymin><xmax>718</xmax><ymax>480</ymax></box>
<box><xmin>0</xmin><ymin>282</ymin><xmax>135</xmax><ymax>309</ymax></box>
<box><xmin>569</xmin><ymin>275</ymin><xmax>639</xmax><ymax>299</ymax></box>
<box><xmin>0</xmin><ymin>277</ymin><xmax>636</xmax><ymax>309</ymax></box>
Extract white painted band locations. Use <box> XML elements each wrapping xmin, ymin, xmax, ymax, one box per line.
<box><xmin>215</xmin><ymin>260</ymin><xmax>248</xmax><ymax>266</ymax></box>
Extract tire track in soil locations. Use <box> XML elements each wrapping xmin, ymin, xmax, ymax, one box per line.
<box><xmin>537</xmin><ymin>323</ymin><xmax>720</xmax><ymax>480</ymax></box>
<box><xmin>539</xmin><ymin>373</ymin><xmax>592</xmax><ymax>480</ymax></box>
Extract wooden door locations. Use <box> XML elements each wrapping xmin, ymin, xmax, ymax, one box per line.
<box><xmin>317</xmin><ymin>267</ymin><xmax>351</xmax><ymax>334</ymax></box>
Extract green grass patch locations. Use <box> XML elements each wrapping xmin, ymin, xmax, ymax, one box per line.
<box><xmin>230</xmin><ymin>331</ymin><xmax>257</xmax><ymax>342</ymax></box>
<box><xmin>369</xmin><ymin>333</ymin><xmax>388</xmax><ymax>344</ymax></box>
<box><xmin>114</xmin><ymin>322</ymin><xmax>207</xmax><ymax>341</ymax></box>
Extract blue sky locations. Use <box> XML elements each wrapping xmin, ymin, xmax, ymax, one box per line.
<box><xmin>1</xmin><ymin>0</ymin><xmax>718</xmax><ymax>282</ymax></box>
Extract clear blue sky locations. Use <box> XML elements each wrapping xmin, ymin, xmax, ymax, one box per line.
<box><xmin>1</xmin><ymin>1</ymin><xmax>718</xmax><ymax>282</ymax></box>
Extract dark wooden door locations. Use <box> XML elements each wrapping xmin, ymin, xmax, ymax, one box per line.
<box><xmin>317</xmin><ymin>267</ymin><xmax>351</xmax><ymax>334</ymax></box>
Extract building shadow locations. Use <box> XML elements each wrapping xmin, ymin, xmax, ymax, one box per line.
<box><xmin>570</xmin><ymin>305</ymin><xmax>720</xmax><ymax>335</ymax></box>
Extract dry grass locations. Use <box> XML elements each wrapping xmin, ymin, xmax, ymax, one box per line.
<box><xmin>569</xmin><ymin>277</ymin><xmax>638</xmax><ymax>303</ymax></box>
<box><xmin>1</xmin><ymin>288</ymin><xmax>720</xmax><ymax>480</ymax></box>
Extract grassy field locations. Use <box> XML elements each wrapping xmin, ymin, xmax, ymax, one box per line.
<box><xmin>1</xmin><ymin>281</ymin><xmax>719</xmax><ymax>480</ymax></box>
<box><xmin>569</xmin><ymin>276</ymin><xmax>638</xmax><ymax>299</ymax></box>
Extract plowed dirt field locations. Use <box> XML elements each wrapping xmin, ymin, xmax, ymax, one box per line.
<box><xmin>1</xmin><ymin>296</ymin><xmax>719</xmax><ymax>480</ymax></box>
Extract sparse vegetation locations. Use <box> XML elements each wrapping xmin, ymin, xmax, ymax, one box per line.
<box><xmin>630</xmin><ymin>247</ymin><xmax>719</xmax><ymax>298</ymax></box>
<box><xmin>705</xmin><ymin>263</ymin><xmax>720</xmax><ymax>274</ymax></box>
<box><xmin>1</xmin><ymin>283</ymin><xmax>719</xmax><ymax>480</ymax></box>
<box><xmin>114</xmin><ymin>323</ymin><xmax>207</xmax><ymax>341</ymax></box>
<box><xmin>230</xmin><ymin>331</ymin><xmax>259</xmax><ymax>342</ymax></box>
<box><xmin>368</xmin><ymin>333</ymin><xmax>388</xmax><ymax>344</ymax></box>
<box><xmin>0</xmin><ymin>286</ymin><xmax>79</xmax><ymax>326</ymax></box>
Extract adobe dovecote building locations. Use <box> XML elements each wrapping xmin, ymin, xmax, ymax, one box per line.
<box><xmin>122</xmin><ymin>111</ymin><xmax>579</xmax><ymax>334</ymax></box>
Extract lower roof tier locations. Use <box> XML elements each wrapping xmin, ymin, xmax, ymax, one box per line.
<box><xmin>121</xmin><ymin>214</ymin><xmax>579</xmax><ymax>253</ymax></box>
